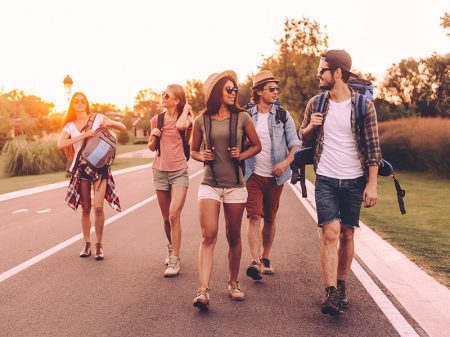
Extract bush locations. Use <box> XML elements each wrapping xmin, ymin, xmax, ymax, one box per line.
<box><xmin>117</xmin><ymin>130</ymin><xmax>130</xmax><ymax>145</ymax></box>
<box><xmin>379</xmin><ymin>118</ymin><xmax>450</xmax><ymax>178</ymax></box>
<box><xmin>2</xmin><ymin>139</ymin><xmax>66</xmax><ymax>176</ymax></box>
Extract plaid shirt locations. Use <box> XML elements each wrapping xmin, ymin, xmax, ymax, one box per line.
<box><xmin>299</xmin><ymin>88</ymin><xmax>381</xmax><ymax>178</ymax></box>
<box><xmin>65</xmin><ymin>165</ymin><xmax>121</xmax><ymax>212</ymax></box>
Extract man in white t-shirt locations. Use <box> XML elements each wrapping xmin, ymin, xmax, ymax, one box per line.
<box><xmin>300</xmin><ymin>50</ymin><xmax>381</xmax><ymax>316</ymax></box>
<box><xmin>244</xmin><ymin>70</ymin><xmax>301</xmax><ymax>281</ymax></box>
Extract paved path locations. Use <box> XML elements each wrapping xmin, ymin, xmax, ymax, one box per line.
<box><xmin>0</xmin><ymin>162</ymin><xmax>448</xmax><ymax>336</ymax></box>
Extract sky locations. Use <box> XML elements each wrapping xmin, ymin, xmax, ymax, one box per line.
<box><xmin>0</xmin><ymin>0</ymin><xmax>448</xmax><ymax>111</ymax></box>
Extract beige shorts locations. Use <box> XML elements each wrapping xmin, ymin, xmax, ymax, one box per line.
<box><xmin>153</xmin><ymin>168</ymin><xmax>189</xmax><ymax>191</ymax></box>
<box><xmin>198</xmin><ymin>184</ymin><xmax>248</xmax><ymax>203</ymax></box>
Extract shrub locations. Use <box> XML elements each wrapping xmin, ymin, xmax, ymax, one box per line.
<box><xmin>117</xmin><ymin>130</ymin><xmax>130</xmax><ymax>145</ymax></box>
<box><xmin>2</xmin><ymin>139</ymin><xmax>66</xmax><ymax>176</ymax></box>
<box><xmin>379</xmin><ymin>118</ymin><xmax>450</xmax><ymax>178</ymax></box>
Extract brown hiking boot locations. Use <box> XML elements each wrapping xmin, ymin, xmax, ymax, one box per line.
<box><xmin>337</xmin><ymin>282</ymin><xmax>349</xmax><ymax>309</ymax></box>
<box><xmin>321</xmin><ymin>287</ymin><xmax>343</xmax><ymax>316</ymax></box>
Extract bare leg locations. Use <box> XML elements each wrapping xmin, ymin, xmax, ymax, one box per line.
<box><xmin>247</xmin><ymin>215</ymin><xmax>262</xmax><ymax>261</ymax></box>
<box><xmin>93</xmin><ymin>178</ymin><xmax>107</xmax><ymax>244</ymax></box>
<box><xmin>79</xmin><ymin>180</ymin><xmax>92</xmax><ymax>242</ymax></box>
<box><xmin>337</xmin><ymin>224</ymin><xmax>355</xmax><ymax>281</ymax></box>
<box><xmin>156</xmin><ymin>190</ymin><xmax>172</xmax><ymax>243</ymax></box>
<box><xmin>168</xmin><ymin>186</ymin><xmax>188</xmax><ymax>257</ymax></box>
<box><xmin>198</xmin><ymin>199</ymin><xmax>220</xmax><ymax>289</ymax></box>
<box><xmin>261</xmin><ymin>219</ymin><xmax>276</xmax><ymax>259</ymax></box>
<box><xmin>320</xmin><ymin>220</ymin><xmax>340</xmax><ymax>287</ymax></box>
<box><xmin>224</xmin><ymin>203</ymin><xmax>245</xmax><ymax>282</ymax></box>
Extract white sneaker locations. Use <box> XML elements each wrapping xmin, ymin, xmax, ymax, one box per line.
<box><xmin>164</xmin><ymin>255</ymin><xmax>180</xmax><ymax>277</ymax></box>
<box><xmin>228</xmin><ymin>281</ymin><xmax>245</xmax><ymax>301</ymax></box>
<box><xmin>165</xmin><ymin>244</ymin><xmax>173</xmax><ymax>265</ymax></box>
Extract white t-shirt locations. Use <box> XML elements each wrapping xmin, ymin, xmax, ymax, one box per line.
<box><xmin>316</xmin><ymin>99</ymin><xmax>364</xmax><ymax>179</ymax></box>
<box><xmin>253</xmin><ymin>112</ymin><xmax>273</xmax><ymax>177</ymax></box>
<box><xmin>62</xmin><ymin>113</ymin><xmax>105</xmax><ymax>171</ymax></box>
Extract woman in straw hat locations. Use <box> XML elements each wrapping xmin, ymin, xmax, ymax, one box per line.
<box><xmin>190</xmin><ymin>70</ymin><xmax>261</xmax><ymax>311</ymax></box>
<box><xmin>148</xmin><ymin>84</ymin><xmax>193</xmax><ymax>278</ymax></box>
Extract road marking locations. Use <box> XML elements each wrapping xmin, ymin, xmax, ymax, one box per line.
<box><xmin>36</xmin><ymin>209</ymin><xmax>51</xmax><ymax>213</ymax></box>
<box><xmin>0</xmin><ymin>169</ymin><xmax>203</xmax><ymax>284</ymax></box>
<box><xmin>0</xmin><ymin>164</ymin><xmax>152</xmax><ymax>202</ymax></box>
<box><xmin>288</xmin><ymin>182</ymin><xmax>419</xmax><ymax>337</ymax></box>
<box><xmin>12</xmin><ymin>209</ymin><xmax>29</xmax><ymax>214</ymax></box>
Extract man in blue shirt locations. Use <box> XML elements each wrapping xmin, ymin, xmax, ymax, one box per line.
<box><xmin>244</xmin><ymin>70</ymin><xmax>301</xmax><ymax>280</ymax></box>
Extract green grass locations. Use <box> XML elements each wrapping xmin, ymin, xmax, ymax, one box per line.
<box><xmin>0</xmin><ymin>142</ymin><xmax>150</xmax><ymax>194</ymax></box>
<box><xmin>306</xmin><ymin>167</ymin><xmax>450</xmax><ymax>288</ymax></box>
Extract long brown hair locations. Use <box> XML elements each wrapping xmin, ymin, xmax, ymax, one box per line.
<box><xmin>166</xmin><ymin>84</ymin><xmax>187</xmax><ymax>117</ymax></box>
<box><xmin>62</xmin><ymin>92</ymin><xmax>91</xmax><ymax>160</ymax></box>
<box><xmin>203</xmin><ymin>77</ymin><xmax>244</xmax><ymax>116</ymax></box>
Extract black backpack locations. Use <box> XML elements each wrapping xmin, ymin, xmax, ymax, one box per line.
<box><xmin>156</xmin><ymin>112</ymin><xmax>190</xmax><ymax>161</ymax></box>
<box><xmin>291</xmin><ymin>89</ymin><xmax>406</xmax><ymax>214</ymax></box>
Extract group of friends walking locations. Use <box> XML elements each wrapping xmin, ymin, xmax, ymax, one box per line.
<box><xmin>58</xmin><ymin>49</ymin><xmax>381</xmax><ymax>316</ymax></box>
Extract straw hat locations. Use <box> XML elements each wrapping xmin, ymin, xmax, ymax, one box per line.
<box><xmin>252</xmin><ymin>70</ymin><xmax>279</xmax><ymax>89</ymax></box>
<box><xmin>203</xmin><ymin>70</ymin><xmax>238</xmax><ymax>103</ymax></box>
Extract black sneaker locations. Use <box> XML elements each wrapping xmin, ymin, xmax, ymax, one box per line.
<box><xmin>321</xmin><ymin>287</ymin><xmax>343</xmax><ymax>316</ymax></box>
<box><xmin>260</xmin><ymin>257</ymin><xmax>274</xmax><ymax>275</ymax></box>
<box><xmin>246</xmin><ymin>261</ymin><xmax>262</xmax><ymax>280</ymax></box>
<box><xmin>337</xmin><ymin>284</ymin><xmax>349</xmax><ymax>309</ymax></box>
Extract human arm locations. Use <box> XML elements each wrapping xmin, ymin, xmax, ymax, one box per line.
<box><xmin>190</xmin><ymin>116</ymin><xmax>215</xmax><ymax>162</ymax></box>
<box><xmin>272</xmin><ymin>112</ymin><xmax>301</xmax><ymax>176</ymax></box>
<box><xmin>147</xmin><ymin>116</ymin><xmax>160</xmax><ymax>152</ymax></box>
<box><xmin>299</xmin><ymin>97</ymin><xmax>323</xmax><ymax>146</ymax></box>
<box><xmin>176</xmin><ymin>103</ymin><xmax>193</xmax><ymax>131</ymax></box>
<box><xmin>229</xmin><ymin>119</ymin><xmax>261</xmax><ymax>161</ymax></box>
<box><xmin>363</xmin><ymin>165</ymin><xmax>378</xmax><ymax>208</ymax></box>
<box><xmin>57</xmin><ymin>129</ymin><xmax>95</xmax><ymax>150</ymax></box>
<box><xmin>100</xmin><ymin>115</ymin><xmax>126</xmax><ymax>131</ymax></box>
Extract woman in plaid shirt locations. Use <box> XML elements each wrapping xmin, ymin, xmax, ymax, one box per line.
<box><xmin>58</xmin><ymin>92</ymin><xmax>126</xmax><ymax>260</ymax></box>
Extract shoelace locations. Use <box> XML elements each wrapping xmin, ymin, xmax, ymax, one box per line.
<box><xmin>230</xmin><ymin>282</ymin><xmax>242</xmax><ymax>292</ymax></box>
<box><xmin>197</xmin><ymin>288</ymin><xmax>209</xmax><ymax>298</ymax></box>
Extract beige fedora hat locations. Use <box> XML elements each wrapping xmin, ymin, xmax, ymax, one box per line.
<box><xmin>203</xmin><ymin>70</ymin><xmax>238</xmax><ymax>103</ymax></box>
<box><xmin>252</xmin><ymin>70</ymin><xmax>279</xmax><ymax>89</ymax></box>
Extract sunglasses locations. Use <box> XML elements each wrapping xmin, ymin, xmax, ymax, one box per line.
<box><xmin>225</xmin><ymin>86</ymin><xmax>238</xmax><ymax>95</ymax></box>
<box><xmin>74</xmin><ymin>99</ymin><xmax>86</xmax><ymax>104</ymax></box>
<box><xmin>162</xmin><ymin>92</ymin><xmax>174</xmax><ymax>100</ymax></box>
<box><xmin>318</xmin><ymin>67</ymin><xmax>334</xmax><ymax>76</ymax></box>
<box><xmin>263</xmin><ymin>86</ymin><xmax>281</xmax><ymax>93</ymax></box>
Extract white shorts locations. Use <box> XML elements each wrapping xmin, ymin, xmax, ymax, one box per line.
<box><xmin>198</xmin><ymin>184</ymin><xmax>248</xmax><ymax>203</ymax></box>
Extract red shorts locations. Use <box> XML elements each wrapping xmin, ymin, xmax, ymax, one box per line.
<box><xmin>245</xmin><ymin>173</ymin><xmax>284</xmax><ymax>222</ymax></box>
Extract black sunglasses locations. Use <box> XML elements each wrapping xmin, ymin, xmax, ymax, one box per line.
<box><xmin>162</xmin><ymin>92</ymin><xmax>173</xmax><ymax>100</ymax></box>
<box><xmin>318</xmin><ymin>67</ymin><xmax>334</xmax><ymax>76</ymax></box>
<box><xmin>225</xmin><ymin>86</ymin><xmax>238</xmax><ymax>95</ymax></box>
<box><xmin>264</xmin><ymin>86</ymin><xmax>281</xmax><ymax>93</ymax></box>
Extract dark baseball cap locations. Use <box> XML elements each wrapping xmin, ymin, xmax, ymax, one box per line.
<box><xmin>321</xmin><ymin>49</ymin><xmax>358</xmax><ymax>78</ymax></box>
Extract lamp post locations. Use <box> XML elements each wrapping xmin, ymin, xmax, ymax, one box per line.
<box><xmin>63</xmin><ymin>75</ymin><xmax>74</xmax><ymax>177</ymax></box>
<box><xmin>63</xmin><ymin>75</ymin><xmax>73</xmax><ymax>103</ymax></box>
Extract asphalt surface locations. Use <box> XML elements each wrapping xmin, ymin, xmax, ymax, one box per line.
<box><xmin>1</xmin><ymin>162</ymin><xmax>400</xmax><ymax>337</ymax></box>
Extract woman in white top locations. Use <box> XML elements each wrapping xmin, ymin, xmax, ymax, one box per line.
<box><xmin>58</xmin><ymin>92</ymin><xmax>126</xmax><ymax>260</ymax></box>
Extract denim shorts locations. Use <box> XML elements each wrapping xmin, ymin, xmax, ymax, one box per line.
<box><xmin>315</xmin><ymin>174</ymin><xmax>366</xmax><ymax>228</ymax></box>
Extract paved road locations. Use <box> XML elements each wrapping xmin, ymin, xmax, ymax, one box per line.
<box><xmin>1</xmin><ymin>162</ymin><xmax>403</xmax><ymax>337</ymax></box>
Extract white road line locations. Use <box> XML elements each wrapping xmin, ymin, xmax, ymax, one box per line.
<box><xmin>36</xmin><ymin>209</ymin><xmax>51</xmax><ymax>213</ymax></box>
<box><xmin>12</xmin><ymin>209</ymin><xmax>29</xmax><ymax>214</ymax></box>
<box><xmin>0</xmin><ymin>164</ymin><xmax>152</xmax><ymax>202</ymax></box>
<box><xmin>288</xmin><ymin>182</ymin><xmax>419</xmax><ymax>337</ymax></box>
<box><xmin>0</xmin><ymin>169</ymin><xmax>202</xmax><ymax>284</ymax></box>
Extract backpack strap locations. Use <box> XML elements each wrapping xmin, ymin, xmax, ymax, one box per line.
<box><xmin>229</xmin><ymin>111</ymin><xmax>241</xmax><ymax>184</ymax></box>
<box><xmin>203</xmin><ymin>114</ymin><xmax>218</xmax><ymax>185</ymax></box>
<box><xmin>316</xmin><ymin>92</ymin><xmax>328</xmax><ymax>113</ymax></box>
<box><xmin>156</xmin><ymin>112</ymin><xmax>165</xmax><ymax>157</ymax></box>
<box><xmin>71</xmin><ymin>113</ymin><xmax>97</xmax><ymax>174</ymax></box>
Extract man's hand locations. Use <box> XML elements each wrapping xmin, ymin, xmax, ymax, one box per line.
<box><xmin>272</xmin><ymin>160</ymin><xmax>289</xmax><ymax>177</ymax></box>
<box><xmin>363</xmin><ymin>183</ymin><xmax>377</xmax><ymax>208</ymax></box>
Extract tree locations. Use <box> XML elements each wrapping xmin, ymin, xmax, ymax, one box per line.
<box><xmin>259</xmin><ymin>17</ymin><xmax>329</xmax><ymax>124</ymax></box>
<box><xmin>378</xmin><ymin>58</ymin><xmax>424</xmax><ymax>114</ymax></box>
<box><xmin>441</xmin><ymin>12</ymin><xmax>450</xmax><ymax>37</ymax></box>
<box><xmin>90</xmin><ymin>102</ymin><xmax>121</xmax><ymax>114</ymax></box>
<box><xmin>185</xmin><ymin>79</ymin><xmax>205</xmax><ymax>115</ymax></box>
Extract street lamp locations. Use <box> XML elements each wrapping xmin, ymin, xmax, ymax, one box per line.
<box><xmin>63</xmin><ymin>75</ymin><xmax>73</xmax><ymax>101</ymax></box>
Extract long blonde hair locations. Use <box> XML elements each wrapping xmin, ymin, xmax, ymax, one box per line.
<box><xmin>167</xmin><ymin>84</ymin><xmax>186</xmax><ymax>117</ymax></box>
